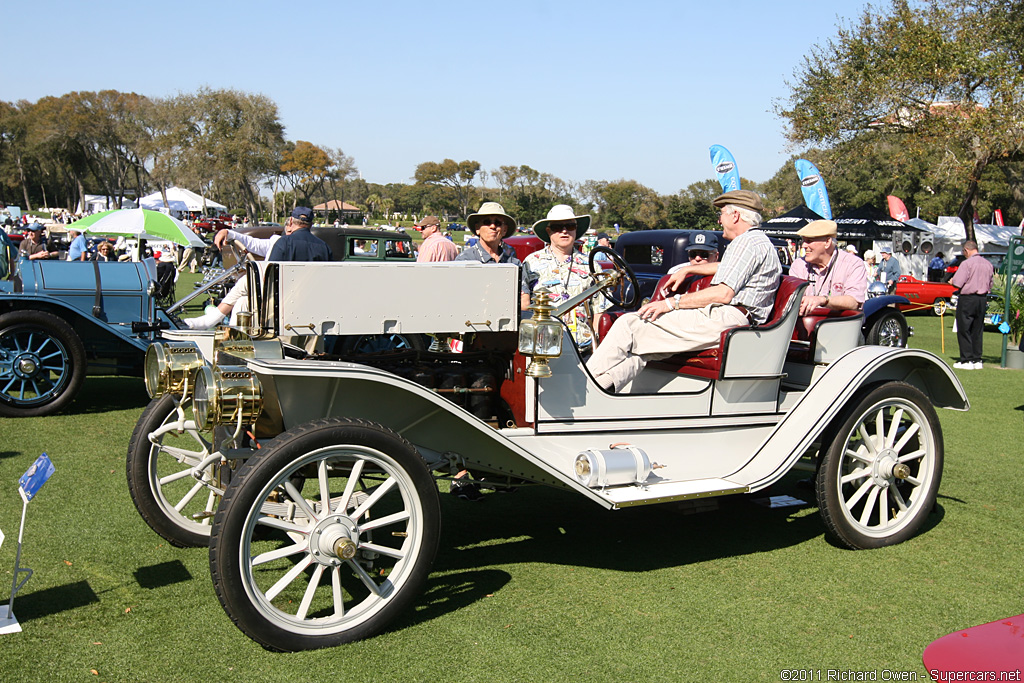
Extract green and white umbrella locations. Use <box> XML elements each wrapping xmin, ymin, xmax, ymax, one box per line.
<box><xmin>71</xmin><ymin>209</ymin><xmax>207</xmax><ymax>248</ymax></box>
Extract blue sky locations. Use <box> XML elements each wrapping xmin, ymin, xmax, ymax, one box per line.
<box><xmin>4</xmin><ymin>0</ymin><xmax>871</xmax><ymax>196</ymax></box>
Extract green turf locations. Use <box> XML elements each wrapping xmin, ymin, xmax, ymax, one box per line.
<box><xmin>0</xmin><ymin>304</ymin><xmax>1020</xmax><ymax>682</ymax></box>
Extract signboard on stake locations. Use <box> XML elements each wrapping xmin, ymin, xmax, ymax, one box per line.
<box><xmin>2</xmin><ymin>453</ymin><xmax>55</xmax><ymax>635</ymax></box>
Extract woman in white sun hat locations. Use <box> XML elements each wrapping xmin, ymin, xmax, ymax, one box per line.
<box><xmin>521</xmin><ymin>204</ymin><xmax>607</xmax><ymax>350</ymax></box>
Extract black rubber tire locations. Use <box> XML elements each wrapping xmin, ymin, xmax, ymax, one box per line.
<box><xmin>866</xmin><ymin>310</ymin><xmax>908</xmax><ymax>347</ymax></box>
<box><xmin>0</xmin><ymin>309</ymin><xmax>86</xmax><ymax>417</ymax></box>
<box><xmin>209</xmin><ymin>418</ymin><xmax>441</xmax><ymax>651</ymax></box>
<box><xmin>931</xmin><ymin>298</ymin><xmax>948</xmax><ymax>316</ymax></box>
<box><xmin>126</xmin><ymin>394</ymin><xmax>223</xmax><ymax>547</ymax></box>
<box><xmin>815</xmin><ymin>382</ymin><xmax>943</xmax><ymax>549</ymax></box>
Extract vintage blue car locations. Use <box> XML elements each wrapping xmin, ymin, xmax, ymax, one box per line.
<box><xmin>0</xmin><ymin>256</ymin><xmax>176</xmax><ymax>417</ymax></box>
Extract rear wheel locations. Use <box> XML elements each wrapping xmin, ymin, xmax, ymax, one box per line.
<box><xmin>210</xmin><ymin>418</ymin><xmax>440</xmax><ymax>651</ymax></box>
<box><xmin>816</xmin><ymin>382</ymin><xmax>943</xmax><ymax>549</ymax></box>
<box><xmin>932</xmin><ymin>298</ymin><xmax>948</xmax><ymax>316</ymax></box>
<box><xmin>0</xmin><ymin>310</ymin><xmax>86</xmax><ymax>417</ymax></box>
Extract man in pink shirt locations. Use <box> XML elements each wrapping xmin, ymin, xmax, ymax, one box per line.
<box><xmin>789</xmin><ymin>220</ymin><xmax>867</xmax><ymax>315</ymax></box>
<box><xmin>415</xmin><ymin>216</ymin><xmax>458</xmax><ymax>262</ymax></box>
<box><xmin>950</xmin><ymin>240</ymin><xmax>995</xmax><ymax>370</ymax></box>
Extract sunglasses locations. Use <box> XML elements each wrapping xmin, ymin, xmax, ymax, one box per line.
<box><xmin>548</xmin><ymin>223</ymin><xmax>577</xmax><ymax>234</ymax></box>
<box><xmin>689</xmin><ymin>250</ymin><xmax>712</xmax><ymax>260</ymax></box>
<box><xmin>479</xmin><ymin>218</ymin><xmax>506</xmax><ymax>227</ymax></box>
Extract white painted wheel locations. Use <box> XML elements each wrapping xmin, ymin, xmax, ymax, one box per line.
<box><xmin>817</xmin><ymin>382</ymin><xmax>943</xmax><ymax>549</ymax></box>
<box><xmin>126</xmin><ymin>394</ymin><xmax>225</xmax><ymax>547</ymax></box>
<box><xmin>210</xmin><ymin>418</ymin><xmax>440</xmax><ymax>651</ymax></box>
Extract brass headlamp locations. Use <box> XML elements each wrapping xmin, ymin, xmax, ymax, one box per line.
<box><xmin>192</xmin><ymin>365</ymin><xmax>264</xmax><ymax>431</ymax></box>
<box><xmin>517</xmin><ymin>287</ymin><xmax>563</xmax><ymax>378</ymax></box>
<box><xmin>144</xmin><ymin>341</ymin><xmax>204</xmax><ymax>398</ymax></box>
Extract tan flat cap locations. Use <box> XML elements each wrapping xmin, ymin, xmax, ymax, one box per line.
<box><xmin>712</xmin><ymin>190</ymin><xmax>763</xmax><ymax>213</ymax></box>
<box><xmin>796</xmin><ymin>219</ymin><xmax>838</xmax><ymax>239</ymax></box>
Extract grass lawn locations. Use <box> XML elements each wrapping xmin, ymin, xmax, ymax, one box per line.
<box><xmin>0</xmin><ymin>302</ymin><xmax>1021</xmax><ymax>682</ymax></box>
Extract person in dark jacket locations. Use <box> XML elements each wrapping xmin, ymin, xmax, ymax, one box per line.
<box><xmin>267</xmin><ymin>207</ymin><xmax>331</xmax><ymax>262</ymax></box>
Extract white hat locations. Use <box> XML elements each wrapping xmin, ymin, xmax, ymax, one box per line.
<box><xmin>532</xmin><ymin>204</ymin><xmax>592</xmax><ymax>244</ymax></box>
<box><xmin>863</xmin><ymin>250</ymin><xmax>875</xmax><ymax>260</ymax></box>
<box><xmin>845</xmin><ymin>244</ymin><xmax>858</xmax><ymax>254</ymax></box>
<box><xmin>466</xmin><ymin>202</ymin><xmax>517</xmax><ymax>239</ymax></box>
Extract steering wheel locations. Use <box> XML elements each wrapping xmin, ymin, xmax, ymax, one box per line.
<box><xmin>588</xmin><ymin>246</ymin><xmax>640</xmax><ymax>309</ymax></box>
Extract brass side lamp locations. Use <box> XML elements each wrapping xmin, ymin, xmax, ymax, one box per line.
<box><xmin>518</xmin><ymin>287</ymin><xmax>563</xmax><ymax>378</ymax></box>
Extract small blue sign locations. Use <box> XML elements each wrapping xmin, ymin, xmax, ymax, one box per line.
<box><xmin>18</xmin><ymin>453</ymin><xmax>54</xmax><ymax>502</ymax></box>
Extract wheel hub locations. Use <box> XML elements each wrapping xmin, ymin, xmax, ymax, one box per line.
<box><xmin>872</xmin><ymin>448</ymin><xmax>901</xmax><ymax>487</ymax></box>
<box><xmin>15</xmin><ymin>353</ymin><xmax>40</xmax><ymax>378</ymax></box>
<box><xmin>308</xmin><ymin>516</ymin><xmax>359</xmax><ymax>567</ymax></box>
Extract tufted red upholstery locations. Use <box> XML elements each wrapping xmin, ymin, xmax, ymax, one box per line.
<box><xmin>647</xmin><ymin>275</ymin><xmax>806</xmax><ymax>380</ymax></box>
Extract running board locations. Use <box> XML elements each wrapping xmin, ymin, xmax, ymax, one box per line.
<box><xmin>599</xmin><ymin>478</ymin><xmax>749</xmax><ymax>509</ymax></box>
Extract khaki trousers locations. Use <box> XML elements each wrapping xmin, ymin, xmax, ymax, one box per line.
<box><xmin>587</xmin><ymin>305</ymin><xmax>748</xmax><ymax>392</ymax></box>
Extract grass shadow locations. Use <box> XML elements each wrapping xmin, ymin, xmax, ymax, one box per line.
<box><xmin>436</xmin><ymin>485</ymin><xmax>826</xmax><ymax>574</ymax></box>
<box><xmin>386</xmin><ymin>569</ymin><xmax>512</xmax><ymax>636</ymax></box>
<box><xmin>12</xmin><ymin>580</ymin><xmax>99</xmax><ymax>622</ymax></box>
<box><xmin>0</xmin><ymin>450</ymin><xmax>22</xmax><ymax>460</ymax></box>
<box><xmin>134</xmin><ymin>560</ymin><xmax>193</xmax><ymax>590</ymax></box>
<box><xmin>64</xmin><ymin>376</ymin><xmax>150</xmax><ymax>415</ymax></box>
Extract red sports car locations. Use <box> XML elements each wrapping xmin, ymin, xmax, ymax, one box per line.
<box><xmin>892</xmin><ymin>274</ymin><xmax>958</xmax><ymax>314</ymax></box>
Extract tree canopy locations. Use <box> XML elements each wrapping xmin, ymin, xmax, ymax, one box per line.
<box><xmin>777</xmin><ymin>0</ymin><xmax>1024</xmax><ymax>240</ymax></box>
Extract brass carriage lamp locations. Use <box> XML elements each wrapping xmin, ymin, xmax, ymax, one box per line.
<box><xmin>518</xmin><ymin>287</ymin><xmax>563</xmax><ymax>378</ymax></box>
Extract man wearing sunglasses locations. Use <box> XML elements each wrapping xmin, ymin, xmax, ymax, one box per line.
<box><xmin>455</xmin><ymin>202</ymin><xmax>521</xmax><ymax>265</ymax></box>
<box><xmin>521</xmin><ymin>204</ymin><xmax>605</xmax><ymax>349</ymax></box>
<box><xmin>789</xmin><ymin>219</ymin><xmax>866</xmax><ymax>316</ymax></box>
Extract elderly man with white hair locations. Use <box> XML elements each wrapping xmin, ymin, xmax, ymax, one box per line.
<box><xmin>789</xmin><ymin>219</ymin><xmax>867</xmax><ymax>316</ymax></box>
<box><xmin>586</xmin><ymin>190</ymin><xmax>781</xmax><ymax>393</ymax></box>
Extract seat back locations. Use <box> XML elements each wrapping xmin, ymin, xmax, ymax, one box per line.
<box><xmin>718</xmin><ymin>275</ymin><xmax>806</xmax><ymax>379</ymax></box>
<box><xmin>649</xmin><ymin>272</ymin><xmax>714</xmax><ymax>302</ymax></box>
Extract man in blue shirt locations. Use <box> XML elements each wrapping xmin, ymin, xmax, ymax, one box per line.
<box><xmin>877</xmin><ymin>247</ymin><xmax>901</xmax><ymax>283</ymax></box>
<box><xmin>67</xmin><ymin>228</ymin><xmax>88</xmax><ymax>261</ymax></box>
<box><xmin>268</xmin><ymin>207</ymin><xmax>331</xmax><ymax>262</ymax></box>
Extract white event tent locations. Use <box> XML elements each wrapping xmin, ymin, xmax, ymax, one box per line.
<box><xmin>138</xmin><ymin>187</ymin><xmax>227</xmax><ymax>214</ymax></box>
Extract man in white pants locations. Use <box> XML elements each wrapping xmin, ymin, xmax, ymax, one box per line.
<box><xmin>181</xmin><ymin>228</ymin><xmax>280</xmax><ymax>329</ymax></box>
<box><xmin>586</xmin><ymin>190</ymin><xmax>781</xmax><ymax>392</ymax></box>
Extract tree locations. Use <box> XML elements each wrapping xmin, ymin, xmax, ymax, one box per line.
<box><xmin>414</xmin><ymin>159</ymin><xmax>481</xmax><ymax>218</ymax></box>
<box><xmin>589</xmin><ymin>179</ymin><xmax>667</xmax><ymax>230</ymax></box>
<box><xmin>491</xmin><ymin>164</ymin><xmax>576</xmax><ymax>225</ymax></box>
<box><xmin>171</xmin><ymin>88</ymin><xmax>285</xmax><ymax>221</ymax></box>
<box><xmin>280</xmin><ymin>140</ymin><xmax>332</xmax><ymax>207</ymax></box>
<box><xmin>777</xmin><ymin>0</ymin><xmax>1024</xmax><ymax>241</ymax></box>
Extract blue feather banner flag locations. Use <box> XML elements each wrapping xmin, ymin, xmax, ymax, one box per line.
<box><xmin>710</xmin><ymin>145</ymin><xmax>741</xmax><ymax>193</ymax></box>
<box><xmin>794</xmin><ymin>159</ymin><xmax>832</xmax><ymax>219</ymax></box>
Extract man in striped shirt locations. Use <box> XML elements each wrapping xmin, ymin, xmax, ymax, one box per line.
<box><xmin>587</xmin><ymin>190</ymin><xmax>781</xmax><ymax>392</ymax></box>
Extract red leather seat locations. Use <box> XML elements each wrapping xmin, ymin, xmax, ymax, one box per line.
<box><xmin>647</xmin><ymin>276</ymin><xmax>806</xmax><ymax>380</ymax></box>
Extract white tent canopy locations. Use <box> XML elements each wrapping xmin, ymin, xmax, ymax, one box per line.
<box><xmin>138</xmin><ymin>186</ymin><xmax>227</xmax><ymax>213</ymax></box>
<box><xmin>932</xmin><ymin>217</ymin><xmax>1022</xmax><ymax>250</ymax></box>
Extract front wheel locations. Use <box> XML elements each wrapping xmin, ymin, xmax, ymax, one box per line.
<box><xmin>0</xmin><ymin>310</ymin><xmax>86</xmax><ymax>417</ymax></box>
<box><xmin>866</xmin><ymin>310</ymin><xmax>908</xmax><ymax>347</ymax></box>
<box><xmin>210</xmin><ymin>418</ymin><xmax>441</xmax><ymax>651</ymax></box>
<box><xmin>126</xmin><ymin>394</ymin><xmax>227</xmax><ymax>547</ymax></box>
<box><xmin>816</xmin><ymin>382</ymin><xmax>943</xmax><ymax>549</ymax></box>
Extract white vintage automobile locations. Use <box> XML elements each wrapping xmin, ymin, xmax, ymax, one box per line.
<box><xmin>126</xmin><ymin>250</ymin><xmax>968</xmax><ymax>651</ymax></box>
